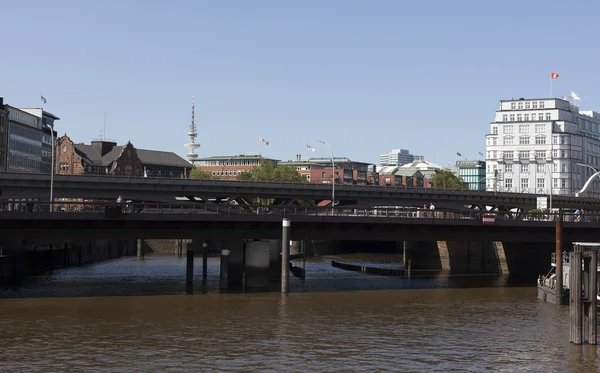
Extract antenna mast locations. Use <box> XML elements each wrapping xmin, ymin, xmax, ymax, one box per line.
<box><xmin>184</xmin><ymin>95</ymin><xmax>200</xmax><ymax>163</ymax></box>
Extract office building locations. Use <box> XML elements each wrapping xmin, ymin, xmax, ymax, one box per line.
<box><xmin>379</xmin><ymin>148</ymin><xmax>414</xmax><ymax>166</ymax></box>
<box><xmin>456</xmin><ymin>160</ymin><xmax>486</xmax><ymax>191</ymax></box>
<box><xmin>280</xmin><ymin>156</ymin><xmax>372</xmax><ymax>184</ymax></box>
<box><xmin>485</xmin><ymin>97</ymin><xmax>598</xmax><ymax>196</ymax></box>
<box><xmin>195</xmin><ymin>154</ymin><xmax>280</xmax><ymax>180</ymax></box>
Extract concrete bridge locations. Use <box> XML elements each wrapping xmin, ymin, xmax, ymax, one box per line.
<box><xmin>0</xmin><ymin>172</ymin><xmax>598</xmax><ymax>211</ymax></box>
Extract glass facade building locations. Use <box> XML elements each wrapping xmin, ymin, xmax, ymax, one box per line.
<box><xmin>456</xmin><ymin>160</ymin><xmax>486</xmax><ymax>191</ymax></box>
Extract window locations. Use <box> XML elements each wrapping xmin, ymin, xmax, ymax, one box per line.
<box><xmin>519</xmin><ymin>136</ymin><xmax>530</xmax><ymax>145</ymax></box>
<box><xmin>504</xmin><ymin>151</ymin><xmax>514</xmax><ymax>159</ymax></box>
<box><xmin>525</xmin><ymin>102</ymin><xmax>531</xmax><ymax>109</ymax></box>
<box><xmin>539</xmin><ymin>101</ymin><xmax>545</xmax><ymax>108</ymax></box>
<box><xmin>562</xmin><ymin>163</ymin><xmax>568</xmax><ymax>172</ymax></box>
<box><xmin>511</xmin><ymin>102</ymin><xmax>516</xmax><ymax>110</ymax></box>
<box><xmin>509</xmin><ymin>114</ymin><xmax>515</xmax><ymax>121</ymax></box>
<box><xmin>535</xmin><ymin>150</ymin><xmax>546</xmax><ymax>159</ymax></box>
<box><xmin>519</xmin><ymin>125</ymin><xmax>529</xmax><ymax>133</ymax></box>
<box><xmin>502</xmin><ymin>114</ymin><xmax>508</xmax><ymax>121</ymax></box>
<box><xmin>535</xmin><ymin>135</ymin><xmax>546</xmax><ymax>144</ymax></box>
<box><xmin>517</xmin><ymin>114</ymin><xmax>522</xmax><ymax>121</ymax></box>
<box><xmin>505</xmin><ymin>178</ymin><xmax>513</xmax><ymax>190</ymax></box>
<box><xmin>505</xmin><ymin>164</ymin><xmax>513</xmax><ymax>173</ymax></box>
<box><xmin>125</xmin><ymin>165</ymin><xmax>132</xmax><ymax>175</ymax></box>
<box><xmin>536</xmin><ymin>163</ymin><xmax>545</xmax><ymax>173</ymax></box>
<box><xmin>492</xmin><ymin>137</ymin><xmax>497</xmax><ymax>145</ymax></box>
<box><xmin>492</xmin><ymin>127</ymin><xmax>498</xmax><ymax>134</ymax></box>
<box><xmin>535</xmin><ymin>124</ymin><xmax>545</xmax><ymax>132</ymax></box>
<box><xmin>545</xmin><ymin>113</ymin><xmax>551</xmax><ymax>120</ymax></box>
<box><xmin>524</xmin><ymin>114</ymin><xmax>529</xmax><ymax>121</ymax></box>
<box><xmin>537</xmin><ymin>178</ymin><xmax>545</xmax><ymax>189</ymax></box>
<box><xmin>504</xmin><ymin>125</ymin><xmax>513</xmax><ymax>134</ymax></box>
<box><xmin>503</xmin><ymin>137</ymin><xmax>513</xmax><ymax>145</ymax></box>
<box><xmin>521</xmin><ymin>164</ymin><xmax>529</xmax><ymax>173</ymax></box>
<box><xmin>518</xmin><ymin>102</ymin><xmax>523</xmax><ymax>110</ymax></box>
<box><xmin>531</xmin><ymin>113</ymin><xmax>537</xmax><ymax>121</ymax></box>
<box><xmin>519</xmin><ymin>150</ymin><xmax>529</xmax><ymax>159</ymax></box>
<box><xmin>521</xmin><ymin>178</ymin><xmax>529</xmax><ymax>189</ymax></box>
<box><xmin>553</xmin><ymin>163</ymin><xmax>558</xmax><ymax>172</ymax></box>
<box><xmin>553</xmin><ymin>178</ymin><xmax>559</xmax><ymax>188</ymax></box>
<box><xmin>532</xmin><ymin>101</ymin><xmax>538</xmax><ymax>109</ymax></box>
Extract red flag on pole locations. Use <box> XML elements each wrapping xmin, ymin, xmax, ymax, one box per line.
<box><xmin>551</xmin><ymin>72</ymin><xmax>559</xmax><ymax>79</ymax></box>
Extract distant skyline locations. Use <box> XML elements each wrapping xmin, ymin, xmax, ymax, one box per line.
<box><xmin>2</xmin><ymin>0</ymin><xmax>599</xmax><ymax>166</ymax></box>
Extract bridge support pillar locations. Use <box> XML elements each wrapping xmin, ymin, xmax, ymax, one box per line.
<box><xmin>281</xmin><ymin>218</ymin><xmax>290</xmax><ymax>293</ymax></box>
<box><xmin>186</xmin><ymin>240</ymin><xmax>194</xmax><ymax>285</ymax></box>
<box><xmin>176</xmin><ymin>239</ymin><xmax>183</xmax><ymax>257</ymax></box>
<box><xmin>137</xmin><ymin>239</ymin><xmax>144</xmax><ymax>259</ymax></box>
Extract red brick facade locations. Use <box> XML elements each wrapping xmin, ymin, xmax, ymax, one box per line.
<box><xmin>56</xmin><ymin>135</ymin><xmax>85</xmax><ymax>175</ymax></box>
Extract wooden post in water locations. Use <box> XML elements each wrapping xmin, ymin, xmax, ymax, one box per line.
<box><xmin>185</xmin><ymin>240</ymin><xmax>194</xmax><ymax>285</ymax></box>
<box><xmin>570</xmin><ymin>244</ymin><xmax>598</xmax><ymax>345</ymax></box>
<box><xmin>555</xmin><ymin>211</ymin><xmax>563</xmax><ymax>304</ymax></box>
<box><xmin>202</xmin><ymin>242</ymin><xmax>208</xmax><ymax>280</ymax></box>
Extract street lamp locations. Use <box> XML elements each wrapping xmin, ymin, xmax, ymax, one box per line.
<box><xmin>575</xmin><ymin>163</ymin><xmax>600</xmax><ymax>197</ymax></box>
<box><xmin>50</xmin><ymin>123</ymin><xmax>55</xmax><ymax>212</ymax></box>
<box><xmin>536</xmin><ymin>157</ymin><xmax>553</xmax><ymax>212</ymax></box>
<box><xmin>318</xmin><ymin>140</ymin><xmax>335</xmax><ymax>215</ymax></box>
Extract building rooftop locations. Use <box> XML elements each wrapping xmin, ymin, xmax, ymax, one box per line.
<box><xmin>195</xmin><ymin>154</ymin><xmax>280</xmax><ymax>162</ymax></box>
<box><xmin>73</xmin><ymin>142</ymin><xmax>192</xmax><ymax>168</ymax></box>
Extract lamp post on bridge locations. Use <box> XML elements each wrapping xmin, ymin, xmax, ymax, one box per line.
<box><xmin>318</xmin><ymin>140</ymin><xmax>335</xmax><ymax>216</ymax></box>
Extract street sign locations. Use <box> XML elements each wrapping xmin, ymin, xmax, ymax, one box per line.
<box><xmin>482</xmin><ymin>213</ymin><xmax>495</xmax><ymax>225</ymax></box>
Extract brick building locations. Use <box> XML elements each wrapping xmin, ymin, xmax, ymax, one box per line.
<box><xmin>280</xmin><ymin>155</ymin><xmax>372</xmax><ymax>184</ymax></box>
<box><xmin>194</xmin><ymin>154</ymin><xmax>280</xmax><ymax>180</ymax></box>
<box><xmin>377</xmin><ymin>166</ymin><xmax>425</xmax><ymax>187</ymax></box>
<box><xmin>56</xmin><ymin>135</ymin><xmax>192</xmax><ymax>178</ymax></box>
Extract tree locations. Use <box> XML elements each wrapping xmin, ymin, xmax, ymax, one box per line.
<box><xmin>189</xmin><ymin>168</ymin><xmax>217</xmax><ymax>180</ymax></box>
<box><xmin>431</xmin><ymin>169</ymin><xmax>468</xmax><ymax>190</ymax></box>
<box><xmin>237</xmin><ymin>160</ymin><xmax>306</xmax><ymax>183</ymax></box>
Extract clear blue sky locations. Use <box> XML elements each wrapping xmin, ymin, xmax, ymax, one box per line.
<box><xmin>2</xmin><ymin>0</ymin><xmax>598</xmax><ymax>167</ymax></box>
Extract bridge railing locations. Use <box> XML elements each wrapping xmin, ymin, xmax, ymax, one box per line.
<box><xmin>1</xmin><ymin>200</ymin><xmax>599</xmax><ymax>223</ymax></box>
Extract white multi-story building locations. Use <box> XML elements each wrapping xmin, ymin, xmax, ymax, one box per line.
<box><xmin>486</xmin><ymin>97</ymin><xmax>600</xmax><ymax>197</ymax></box>
<box><xmin>380</xmin><ymin>148</ymin><xmax>414</xmax><ymax>166</ymax></box>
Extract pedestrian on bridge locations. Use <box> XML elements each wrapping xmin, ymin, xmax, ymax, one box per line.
<box><xmin>429</xmin><ymin>202</ymin><xmax>435</xmax><ymax>218</ymax></box>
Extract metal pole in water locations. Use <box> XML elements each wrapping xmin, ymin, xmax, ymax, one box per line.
<box><xmin>202</xmin><ymin>242</ymin><xmax>208</xmax><ymax>279</ymax></box>
<box><xmin>281</xmin><ymin>218</ymin><xmax>290</xmax><ymax>293</ymax></box>
<box><xmin>555</xmin><ymin>211</ymin><xmax>563</xmax><ymax>304</ymax></box>
<box><xmin>186</xmin><ymin>240</ymin><xmax>193</xmax><ymax>285</ymax></box>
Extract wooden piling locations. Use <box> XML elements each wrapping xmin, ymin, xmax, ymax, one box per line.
<box><xmin>555</xmin><ymin>212</ymin><xmax>563</xmax><ymax>304</ymax></box>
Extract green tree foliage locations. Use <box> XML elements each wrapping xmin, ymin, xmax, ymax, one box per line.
<box><xmin>237</xmin><ymin>160</ymin><xmax>306</xmax><ymax>183</ymax></box>
<box><xmin>431</xmin><ymin>169</ymin><xmax>468</xmax><ymax>190</ymax></box>
<box><xmin>189</xmin><ymin>168</ymin><xmax>217</xmax><ymax>180</ymax></box>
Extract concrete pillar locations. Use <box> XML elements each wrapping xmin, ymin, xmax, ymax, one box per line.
<box><xmin>245</xmin><ymin>240</ymin><xmax>271</xmax><ymax>288</ymax></box>
<box><xmin>220</xmin><ymin>247</ymin><xmax>230</xmax><ymax>290</ymax></box>
<box><xmin>202</xmin><ymin>242</ymin><xmax>208</xmax><ymax>279</ymax></box>
<box><xmin>186</xmin><ymin>240</ymin><xmax>194</xmax><ymax>285</ymax></box>
<box><xmin>281</xmin><ymin>218</ymin><xmax>290</xmax><ymax>293</ymax></box>
<box><xmin>137</xmin><ymin>239</ymin><xmax>144</xmax><ymax>259</ymax></box>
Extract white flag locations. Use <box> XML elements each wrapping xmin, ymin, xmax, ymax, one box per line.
<box><xmin>258</xmin><ymin>136</ymin><xmax>269</xmax><ymax>145</ymax></box>
<box><xmin>306</xmin><ymin>144</ymin><xmax>317</xmax><ymax>152</ymax></box>
<box><xmin>571</xmin><ymin>91</ymin><xmax>580</xmax><ymax>101</ymax></box>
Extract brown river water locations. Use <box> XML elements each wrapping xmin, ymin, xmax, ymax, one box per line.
<box><xmin>0</xmin><ymin>255</ymin><xmax>598</xmax><ymax>372</ymax></box>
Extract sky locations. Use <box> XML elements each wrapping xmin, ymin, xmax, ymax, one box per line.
<box><xmin>2</xmin><ymin>0</ymin><xmax>599</xmax><ymax>167</ymax></box>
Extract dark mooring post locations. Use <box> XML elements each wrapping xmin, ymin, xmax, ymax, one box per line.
<box><xmin>281</xmin><ymin>218</ymin><xmax>290</xmax><ymax>293</ymax></box>
<box><xmin>555</xmin><ymin>211</ymin><xmax>563</xmax><ymax>304</ymax></box>
<box><xmin>186</xmin><ymin>240</ymin><xmax>193</xmax><ymax>285</ymax></box>
<box><xmin>202</xmin><ymin>242</ymin><xmax>208</xmax><ymax>279</ymax></box>
<box><xmin>220</xmin><ymin>248</ymin><xmax>230</xmax><ymax>290</ymax></box>
<box><xmin>570</xmin><ymin>245</ymin><xmax>598</xmax><ymax>345</ymax></box>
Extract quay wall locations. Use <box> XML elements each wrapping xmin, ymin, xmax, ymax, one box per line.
<box><xmin>0</xmin><ymin>239</ymin><xmax>137</xmax><ymax>285</ymax></box>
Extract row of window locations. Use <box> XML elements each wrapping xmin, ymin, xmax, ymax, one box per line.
<box><xmin>8</xmin><ymin>110</ymin><xmax>40</xmax><ymax>129</ymax></box>
<box><xmin>503</xmin><ymin>178</ymin><xmax>569</xmax><ymax>190</ymax></box>
<box><xmin>510</xmin><ymin>101</ymin><xmax>546</xmax><ymax>110</ymax></box>
<box><xmin>498</xmin><ymin>162</ymin><xmax>571</xmax><ymax>174</ymax></box>
<box><xmin>200</xmin><ymin>160</ymin><xmax>263</xmax><ymax>166</ymax></box>
<box><xmin>487</xmin><ymin>149</ymin><xmax>582</xmax><ymax>160</ymax></box>
<box><xmin>502</xmin><ymin>113</ymin><xmax>552</xmax><ymax>122</ymax></box>
<box><xmin>489</xmin><ymin>135</ymin><xmax>548</xmax><ymax>146</ymax></box>
<box><xmin>491</xmin><ymin>124</ymin><xmax>547</xmax><ymax>134</ymax></box>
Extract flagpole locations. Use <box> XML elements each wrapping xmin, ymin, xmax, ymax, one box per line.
<box><xmin>550</xmin><ymin>75</ymin><xmax>553</xmax><ymax>98</ymax></box>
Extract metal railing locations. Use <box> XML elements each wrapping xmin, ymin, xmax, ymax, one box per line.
<box><xmin>2</xmin><ymin>200</ymin><xmax>600</xmax><ymax>223</ymax></box>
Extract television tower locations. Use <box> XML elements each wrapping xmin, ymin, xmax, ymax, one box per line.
<box><xmin>185</xmin><ymin>95</ymin><xmax>200</xmax><ymax>163</ymax></box>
